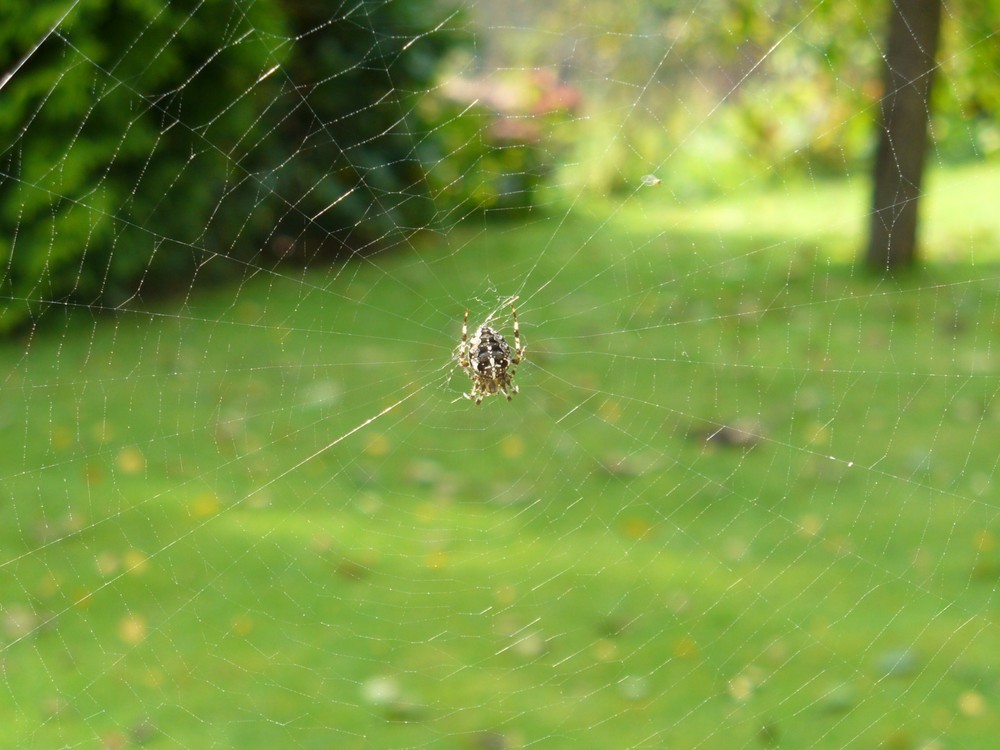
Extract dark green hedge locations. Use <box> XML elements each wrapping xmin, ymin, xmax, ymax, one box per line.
<box><xmin>0</xmin><ymin>1</ymin><xmax>465</xmax><ymax>332</ymax></box>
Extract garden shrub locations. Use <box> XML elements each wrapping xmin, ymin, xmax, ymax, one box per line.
<box><xmin>0</xmin><ymin>1</ymin><xmax>465</xmax><ymax>333</ymax></box>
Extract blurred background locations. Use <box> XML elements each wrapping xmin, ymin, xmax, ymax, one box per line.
<box><xmin>1</xmin><ymin>1</ymin><xmax>999</xmax><ymax>748</ymax></box>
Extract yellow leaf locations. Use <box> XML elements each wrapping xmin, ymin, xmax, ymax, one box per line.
<box><xmin>92</xmin><ymin>420</ymin><xmax>114</xmax><ymax>443</ymax></box>
<box><xmin>116</xmin><ymin>447</ymin><xmax>145</xmax><ymax>475</ymax></box>
<box><xmin>50</xmin><ymin>426</ymin><xmax>73</xmax><ymax>450</ymax></box>
<box><xmin>191</xmin><ymin>492</ymin><xmax>220</xmax><ymax>518</ymax></box>
<box><xmin>593</xmin><ymin>639</ymin><xmax>618</xmax><ymax>661</ymax></box>
<box><xmin>118</xmin><ymin>613</ymin><xmax>147</xmax><ymax>645</ymax></box>
<box><xmin>494</xmin><ymin>585</ymin><xmax>516</xmax><ymax>606</ymax></box>
<box><xmin>598</xmin><ymin>400</ymin><xmax>622</xmax><ymax>423</ymax></box>
<box><xmin>501</xmin><ymin>435</ymin><xmax>524</xmax><ymax>459</ymax></box>
<box><xmin>674</xmin><ymin>636</ymin><xmax>697</xmax><ymax>658</ymax></box>
<box><xmin>95</xmin><ymin>551</ymin><xmax>119</xmax><ymax>577</ymax></box>
<box><xmin>797</xmin><ymin>514</ymin><xmax>823</xmax><ymax>538</ymax></box>
<box><xmin>231</xmin><ymin>615</ymin><xmax>254</xmax><ymax>637</ymax></box>
<box><xmin>959</xmin><ymin>691</ymin><xmax>986</xmax><ymax>717</ymax></box>
<box><xmin>143</xmin><ymin>669</ymin><xmax>165</xmax><ymax>688</ymax></box>
<box><xmin>37</xmin><ymin>573</ymin><xmax>60</xmax><ymax>598</ymax></box>
<box><xmin>727</xmin><ymin>675</ymin><xmax>754</xmax><ymax>702</ymax></box>
<box><xmin>622</xmin><ymin>517</ymin><xmax>653</xmax><ymax>540</ymax></box>
<box><xmin>973</xmin><ymin>529</ymin><xmax>996</xmax><ymax>553</ymax></box>
<box><xmin>424</xmin><ymin>549</ymin><xmax>448</xmax><ymax>569</ymax></box>
<box><xmin>365</xmin><ymin>433</ymin><xmax>390</xmax><ymax>457</ymax></box>
<box><xmin>84</xmin><ymin>463</ymin><xmax>105</xmax><ymax>485</ymax></box>
<box><xmin>807</xmin><ymin>423</ymin><xmax>829</xmax><ymax>445</ymax></box>
<box><xmin>124</xmin><ymin>549</ymin><xmax>148</xmax><ymax>575</ymax></box>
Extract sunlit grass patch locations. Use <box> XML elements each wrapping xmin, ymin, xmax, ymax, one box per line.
<box><xmin>2</xmin><ymin>164</ymin><xmax>999</xmax><ymax>748</ymax></box>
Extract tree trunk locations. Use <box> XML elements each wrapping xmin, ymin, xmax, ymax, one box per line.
<box><xmin>866</xmin><ymin>0</ymin><xmax>943</xmax><ymax>271</ymax></box>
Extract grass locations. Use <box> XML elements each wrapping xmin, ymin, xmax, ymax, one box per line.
<box><xmin>2</xmin><ymin>162</ymin><xmax>999</xmax><ymax>749</ymax></box>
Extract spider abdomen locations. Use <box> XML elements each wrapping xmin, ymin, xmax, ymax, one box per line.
<box><xmin>473</xmin><ymin>328</ymin><xmax>511</xmax><ymax>373</ymax></box>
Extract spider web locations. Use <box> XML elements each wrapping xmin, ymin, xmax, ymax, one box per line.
<box><xmin>2</xmin><ymin>1</ymin><xmax>999</xmax><ymax>749</ymax></box>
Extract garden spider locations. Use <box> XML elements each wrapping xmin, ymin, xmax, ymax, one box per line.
<box><xmin>458</xmin><ymin>306</ymin><xmax>525</xmax><ymax>405</ymax></box>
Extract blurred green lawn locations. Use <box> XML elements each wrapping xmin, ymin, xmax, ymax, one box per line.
<box><xmin>2</xmin><ymin>163</ymin><xmax>998</xmax><ymax>748</ymax></box>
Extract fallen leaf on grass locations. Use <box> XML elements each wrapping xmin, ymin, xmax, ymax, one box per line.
<box><xmin>116</xmin><ymin>446</ymin><xmax>145</xmax><ymax>474</ymax></box>
<box><xmin>692</xmin><ymin>420</ymin><xmax>764</xmax><ymax>449</ymax></box>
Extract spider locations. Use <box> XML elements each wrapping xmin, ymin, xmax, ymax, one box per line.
<box><xmin>458</xmin><ymin>306</ymin><xmax>525</xmax><ymax>405</ymax></box>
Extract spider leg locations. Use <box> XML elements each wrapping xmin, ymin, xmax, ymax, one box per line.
<box><xmin>460</xmin><ymin>310</ymin><xmax>470</xmax><ymax>367</ymax></box>
<box><xmin>511</xmin><ymin>306</ymin><xmax>524</xmax><ymax>364</ymax></box>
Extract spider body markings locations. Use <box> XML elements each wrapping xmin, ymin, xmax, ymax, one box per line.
<box><xmin>458</xmin><ymin>307</ymin><xmax>525</xmax><ymax>405</ymax></box>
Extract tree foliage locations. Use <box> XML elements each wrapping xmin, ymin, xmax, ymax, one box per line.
<box><xmin>475</xmin><ymin>0</ymin><xmax>999</xmax><ymax>195</ymax></box>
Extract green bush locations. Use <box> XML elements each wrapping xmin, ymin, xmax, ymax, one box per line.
<box><xmin>0</xmin><ymin>1</ymin><xmax>465</xmax><ymax>333</ymax></box>
<box><xmin>253</xmin><ymin>1</ymin><xmax>468</xmax><ymax>256</ymax></box>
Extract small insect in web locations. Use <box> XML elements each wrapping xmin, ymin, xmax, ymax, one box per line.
<box><xmin>457</xmin><ymin>306</ymin><xmax>525</xmax><ymax>405</ymax></box>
